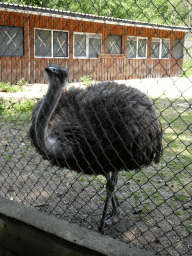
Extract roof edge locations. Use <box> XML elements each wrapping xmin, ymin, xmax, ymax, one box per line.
<box><xmin>0</xmin><ymin>2</ymin><xmax>191</xmax><ymax>32</ymax></box>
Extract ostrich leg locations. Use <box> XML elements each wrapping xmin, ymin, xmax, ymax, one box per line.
<box><xmin>111</xmin><ymin>172</ymin><xmax>121</xmax><ymax>211</ymax></box>
<box><xmin>98</xmin><ymin>171</ymin><xmax>120</xmax><ymax>233</ymax></box>
<box><xmin>105</xmin><ymin>171</ymin><xmax>121</xmax><ymax>225</ymax></box>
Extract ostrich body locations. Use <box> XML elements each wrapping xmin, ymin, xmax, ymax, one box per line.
<box><xmin>30</xmin><ymin>65</ymin><xmax>163</xmax><ymax>232</ymax></box>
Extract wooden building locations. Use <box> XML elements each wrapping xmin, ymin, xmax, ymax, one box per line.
<box><xmin>0</xmin><ymin>2</ymin><xmax>190</xmax><ymax>84</ymax></box>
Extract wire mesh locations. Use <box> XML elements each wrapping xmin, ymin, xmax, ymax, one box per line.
<box><xmin>0</xmin><ymin>0</ymin><xmax>192</xmax><ymax>255</ymax></box>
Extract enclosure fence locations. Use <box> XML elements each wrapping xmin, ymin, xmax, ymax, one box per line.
<box><xmin>0</xmin><ymin>0</ymin><xmax>192</xmax><ymax>255</ymax></box>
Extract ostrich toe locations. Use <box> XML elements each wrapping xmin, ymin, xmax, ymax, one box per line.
<box><xmin>104</xmin><ymin>206</ymin><xmax>121</xmax><ymax>226</ymax></box>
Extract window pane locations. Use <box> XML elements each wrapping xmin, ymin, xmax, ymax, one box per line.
<box><xmin>138</xmin><ymin>38</ymin><xmax>147</xmax><ymax>58</ymax></box>
<box><xmin>35</xmin><ymin>29</ymin><xmax>51</xmax><ymax>57</ymax></box>
<box><xmin>127</xmin><ymin>37</ymin><xmax>137</xmax><ymax>58</ymax></box>
<box><xmin>74</xmin><ymin>34</ymin><xmax>86</xmax><ymax>57</ymax></box>
<box><xmin>173</xmin><ymin>39</ymin><xmax>183</xmax><ymax>59</ymax></box>
<box><xmin>89</xmin><ymin>37</ymin><xmax>101</xmax><ymax>58</ymax></box>
<box><xmin>152</xmin><ymin>39</ymin><xmax>160</xmax><ymax>58</ymax></box>
<box><xmin>53</xmin><ymin>31</ymin><xmax>68</xmax><ymax>57</ymax></box>
<box><xmin>0</xmin><ymin>26</ymin><xmax>24</xmax><ymax>56</ymax></box>
<box><xmin>161</xmin><ymin>39</ymin><xmax>170</xmax><ymax>59</ymax></box>
<box><xmin>108</xmin><ymin>35</ymin><xmax>122</xmax><ymax>54</ymax></box>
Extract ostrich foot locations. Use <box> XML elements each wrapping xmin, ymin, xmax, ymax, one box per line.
<box><xmin>104</xmin><ymin>194</ymin><xmax>121</xmax><ymax>226</ymax></box>
<box><xmin>104</xmin><ymin>207</ymin><xmax>121</xmax><ymax>226</ymax></box>
<box><xmin>98</xmin><ymin>207</ymin><xmax>121</xmax><ymax>233</ymax></box>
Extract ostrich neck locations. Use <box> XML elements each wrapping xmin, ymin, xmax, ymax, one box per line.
<box><xmin>35</xmin><ymin>82</ymin><xmax>64</xmax><ymax>156</ymax></box>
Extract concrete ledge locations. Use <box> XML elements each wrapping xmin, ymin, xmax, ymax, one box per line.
<box><xmin>0</xmin><ymin>196</ymin><xmax>157</xmax><ymax>256</ymax></box>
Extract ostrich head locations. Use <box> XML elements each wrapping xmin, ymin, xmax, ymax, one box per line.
<box><xmin>45</xmin><ymin>64</ymin><xmax>69</xmax><ymax>88</ymax></box>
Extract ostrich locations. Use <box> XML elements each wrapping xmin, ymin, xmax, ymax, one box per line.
<box><xmin>29</xmin><ymin>64</ymin><xmax>163</xmax><ymax>233</ymax></box>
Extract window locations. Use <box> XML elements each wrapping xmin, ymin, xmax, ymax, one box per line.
<box><xmin>173</xmin><ymin>39</ymin><xmax>183</xmax><ymax>59</ymax></box>
<box><xmin>0</xmin><ymin>26</ymin><xmax>24</xmax><ymax>56</ymax></box>
<box><xmin>35</xmin><ymin>29</ymin><xmax>51</xmax><ymax>57</ymax></box>
<box><xmin>35</xmin><ymin>29</ymin><xmax>68</xmax><ymax>58</ymax></box>
<box><xmin>127</xmin><ymin>37</ymin><xmax>137</xmax><ymax>58</ymax></box>
<box><xmin>53</xmin><ymin>31</ymin><xmax>68</xmax><ymax>57</ymax></box>
<box><xmin>74</xmin><ymin>33</ymin><xmax>102</xmax><ymax>58</ymax></box>
<box><xmin>127</xmin><ymin>36</ymin><xmax>147</xmax><ymax>58</ymax></box>
<box><xmin>108</xmin><ymin>35</ymin><xmax>122</xmax><ymax>54</ymax></box>
<box><xmin>89</xmin><ymin>35</ymin><xmax>102</xmax><ymax>58</ymax></box>
<box><xmin>161</xmin><ymin>39</ymin><xmax>170</xmax><ymax>59</ymax></box>
<box><xmin>138</xmin><ymin>38</ymin><xmax>147</xmax><ymax>58</ymax></box>
<box><xmin>152</xmin><ymin>38</ymin><xmax>170</xmax><ymax>59</ymax></box>
<box><xmin>151</xmin><ymin>38</ymin><xmax>160</xmax><ymax>58</ymax></box>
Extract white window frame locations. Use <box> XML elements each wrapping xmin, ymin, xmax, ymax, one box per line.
<box><xmin>127</xmin><ymin>36</ymin><xmax>148</xmax><ymax>59</ymax></box>
<box><xmin>151</xmin><ymin>38</ymin><xmax>170</xmax><ymax>59</ymax></box>
<box><xmin>34</xmin><ymin>28</ymin><xmax>69</xmax><ymax>58</ymax></box>
<box><xmin>73</xmin><ymin>32</ymin><xmax>102</xmax><ymax>59</ymax></box>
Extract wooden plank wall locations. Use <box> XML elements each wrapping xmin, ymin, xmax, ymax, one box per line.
<box><xmin>0</xmin><ymin>10</ymin><xmax>185</xmax><ymax>84</ymax></box>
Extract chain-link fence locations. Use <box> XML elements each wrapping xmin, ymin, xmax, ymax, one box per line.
<box><xmin>0</xmin><ymin>1</ymin><xmax>192</xmax><ymax>255</ymax></box>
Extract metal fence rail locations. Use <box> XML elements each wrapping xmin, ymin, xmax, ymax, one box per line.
<box><xmin>0</xmin><ymin>1</ymin><xmax>192</xmax><ymax>255</ymax></box>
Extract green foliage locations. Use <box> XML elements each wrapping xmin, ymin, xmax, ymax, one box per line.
<box><xmin>174</xmin><ymin>210</ymin><xmax>182</xmax><ymax>215</ymax></box>
<box><xmin>56</xmin><ymin>0</ymin><xmax>169</xmax><ymax>24</ymax></box>
<box><xmin>0</xmin><ymin>82</ymin><xmax>25</xmax><ymax>93</ymax></box>
<box><xmin>183</xmin><ymin>58</ymin><xmax>192</xmax><ymax>70</ymax></box>
<box><xmin>0</xmin><ymin>99</ymin><xmax>36</xmax><ymax>116</ymax></box>
<box><xmin>3</xmin><ymin>0</ymin><xmax>191</xmax><ymax>26</ymax></box>
<box><xmin>17</xmin><ymin>78</ymin><xmax>28</xmax><ymax>87</ymax></box>
<box><xmin>181</xmin><ymin>58</ymin><xmax>192</xmax><ymax>78</ymax></box>
<box><xmin>80</xmin><ymin>75</ymin><xmax>95</xmax><ymax>86</ymax></box>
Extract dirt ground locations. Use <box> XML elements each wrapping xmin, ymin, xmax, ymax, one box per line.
<box><xmin>1</xmin><ymin>77</ymin><xmax>192</xmax><ymax>256</ymax></box>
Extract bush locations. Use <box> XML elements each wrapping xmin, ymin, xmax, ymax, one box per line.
<box><xmin>0</xmin><ymin>99</ymin><xmax>36</xmax><ymax>116</ymax></box>
<box><xmin>17</xmin><ymin>78</ymin><xmax>28</xmax><ymax>87</ymax></box>
<box><xmin>80</xmin><ymin>75</ymin><xmax>95</xmax><ymax>86</ymax></box>
<box><xmin>0</xmin><ymin>82</ymin><xmax>25</xmax><ymax>93</ymax></box>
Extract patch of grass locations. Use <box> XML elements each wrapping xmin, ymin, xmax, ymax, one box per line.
<box><xmin>96</xmin><ymin>199</ymin><xmax>103</xmax><ymax>204</ymax></box>
<box><xmin>0</xmin><ymin>99</ymin><xmax>36</xmax><ymax>118</ymax></box>
<box><xmin>0</xmin><ymin>81</ymin><xmax>25</xmax><ymax>93</ymax></box>
<box><xmin>7</xmin><ymin>156</ymin><xmax>12</xmax><ymax>162</ymax></box>
<box><xmin>95</xmin><ymin>175</ymin><xmax>106</xmax><ymax>185</ymax></box>
<box><xmin>133</xmin><ymin>192</ymin><xmax>140</xmax><ymax>203</ymax></box>
<box><xmin>116</xmin><ymin>195</ymin><xmax>126</xmax><ymax>203</ymax></box>
<box><xmin>159</xmin><ymin>170</ymin><xmax>167</xmax><ymax>178</ymax></box>
<box><xmin>79</xmin><ymin>177</ymin><xmax>85</xmax><ymax>182</ymax></box>
<box><xmin>177</xmin><ymin>195</ymin><xmax>188</xmax><ymax>202</ymax></box>
<box><xmin>186</xmin><ymin>223</ymin><xmax>192</xmax><ymax>233</ymax></box>
<box><xmin>72</xmin><ymin>174</ymin><xmax>81</xmax><ymax>179</ymax></box>
<box><xmin>174</xmin><ymin>210</ymin><xmax>182</xmax><ymax>215</ymax></box>
<box><xmin>154</xmin><ymin>96</ymin><xmax>192</xmax><ymax>195</ymax></box>
<box><xmin>121</xmin><ymin>171</ymin><xmax>132</xmax><ymax>180</ymax></box>
<box><xmin>135</xmin><ymin>214</ymin><xmax>143</xmax><ymax>219</ymax></box>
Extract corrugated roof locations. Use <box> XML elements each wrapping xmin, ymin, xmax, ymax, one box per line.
<box><xmin>0</xmin><ymin>1</ymin><xmax>191</xmax><ymax>32</ymax></box>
